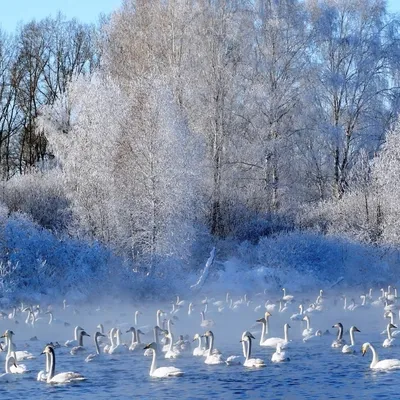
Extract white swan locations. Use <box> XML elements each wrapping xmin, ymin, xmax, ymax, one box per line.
<box><xmin>202</xmin><ymin>331</ymin><xmax>225</xmax><ymax>365</ymax></box>
<box><xmin>85</xmin><ymin>332</ymin><xmax>106</xmax><ymax>362</ymax></box>
<box><xmin>164</xmin><ymin>328</ymin><xmax>181</xmax><ymax>359</ymax></box>
<box><xmin>200</xmin><ymin>311</ymin><xmax>214</xmax><ymax>329</ymax></box>
<box><xmin>302</xmin><ymin>315</ymin><xmax>314</xmax><ymax>337</ymax></box>
<box><xmin>37</xmin><ymin>349</ymin><xmax>50</xmax><ymax>381</ymax></box>
<box><xmin>256</xmin><ymin>312</ymin><xmax>271</xmax><ymax>346</ymax></box>
<box><xmin>41</xmin><ymin>345</ymin><xmax>86</xmax><ymax>384</ymax></box>
<box><xmin>259</xmin><ymin>323</ymin><xmax>291</xmax><ymax>349</ymax></box>
<box><xmin>126</xmin><ymin>327</ymin><xmax>145</xmax><ymax>351</ymax></box>
<box><xmin>342</xmin><ymin>326</ymin><xmax>360</xmax><ymax>354</ymax></box>
<box><xmin>241</xmin><ymin>332</ymin><xmax>265</xmax><ymax>367</ymax></box>
<box><xmin>144</xmin><ymin>326</ymin><xmax>165</xmax><ymax>356</ymax></box>
<box><xmin>143</xmin><ymin>342</ymin><xmax>184</xmax><ymax>377</ymax></box>
<box><xmin>383</xmin><ymin>323</ymin><xmax>397</xmax><ymax>348</ymax></box>
<box><xmin>361</xmin><ymin>342</ymin><xmax>400</xmax><ymax>370</ymax></box>
<box><xmin>271</xmin><ymin>342</ymin><xmax>290</xmax><ymax>362</ymax></box>
<box><xmin>65</xmin><ymin>326</ymin><xmax>84</xmax><ymax>347</ymax></box>
<box><xmin>192</xmin><ymin>333</ymin><xmax>206</xmax><ymax>356</ymax></box>
<box><xmin>103</xmin><ymin>327</ymin><xmax>116</xmax><ymax>354</ymax></box>
<box><xmin>331</xmin><ymin>323</ymin><xmax>346</xmax><ymax>348</ymax></box>
<box><xmin>109</xmin><ymin>328</ymin><xmax>129</xmax><ymax>354</ymax></box>
<box><xmin>0</xmin><ymin>356</ymin><xmax>18</xmax><ymax>382</ymax></box>
<box><xmin>290</xmin><ymin>304</ymin><xmax>304</xmax><ymax>321</ymax></box>
<box><xmin>70</xmin><ymin>330</ymin><xmax>90</xmax><ymax>355</ymax></box>
<box><xmin>1</xmin><ymin>330</ymin><xmax>35</xmax><ymax>361</ymax></box>
<box><xmin>282</xmin><ymin>288</ymin><xmax>294</xmax><ymax>303</ymax></box>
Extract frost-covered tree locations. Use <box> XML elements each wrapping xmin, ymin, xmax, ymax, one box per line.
<box><xmin>305</xmin><ymin>0</ymin><xmax>399</xmax><ymax>199</ymax></box>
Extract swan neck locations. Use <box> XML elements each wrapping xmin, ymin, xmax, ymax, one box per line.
<box><xmin>305</xmin><ymin>317</ymin><xmax>310</xmax><ymax>330</ymax></box>
<box><xmin>74</xmin><ymin>326</ymin><xmax>79</xmax><ymax>340</ymax></box>
<box><xmin>95</xmin><ymin>334</ymin><xmax>101</xmax><ymax>355</ymax></box>
<box><xmin>208</xmin><ymin>334</ymin><xmax>214</xmax><ymax>356</ymax></box>
<box><xmin>150</xmin><ymin>348</ymin><xmax>157</xmax><ymax>375</ymax></box>
<box><xmin>349</xmin><ymin>328</ymin><xmax>355</xmax><ymax>346</ymax></box>
<box><xmin>47</xmin><ymin>350</ymin><xmax>55</xmax><ymax>382</ymax></box>
<box><xmin>369</xmin><ymin>344</ymin><xmax>379</xmax><ymax>367</ymax></box>
<box><xmin>168</xmin><ymin>332</ymin><xmax>174</xmax><ymax>352</ymax></box>
<box><xmin>387</xmin><ymin>325</ymin><xmax>393</xmax><ymax>340</ymax></box>
<box><xmin>154</xmin><ymin>328</ymin><xmax>159</xmax><ymax>345</ymax></box>
<box><xmin>260</xmin><ymin>320</ymin><xmax>266</xmax><ymax>345</ymax></box>
<box><xmin>337</xmin><ymin>325</ymin><xmax>343</xmax><ymax>340</ymax></box>
<box><xmin>246</xmin><ymin>337</ymin><xmax>252</xmax><ymax>361</ymax></box>
<box><xmin>284</xmin><ymin>325</ymin><xmax>289</xmax><ymax>342</ymax></box>
<box><xmin>78</xmin><ymin>331</ymin><xmax>84</xmax><ymax>347</ymax></box>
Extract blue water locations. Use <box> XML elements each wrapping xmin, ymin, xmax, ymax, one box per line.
<box><xmin>0</xmin><ymin>295</ymin><xmax>398</xmax><ymax>399</ymax></box>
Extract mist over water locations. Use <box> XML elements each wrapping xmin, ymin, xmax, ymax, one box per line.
<box><xmin>0</xmin><ymin>289</ymin><xmax>398</xmax><ymax>399</ymax></box>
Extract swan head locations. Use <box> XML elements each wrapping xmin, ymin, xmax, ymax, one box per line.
<box><xmin>256</xmin><ymin>317</ymin><xmax>266</xmax><ymax>324</ymax></box>
<box><xmin>284</xmin><ymin>323</ymin><xmax>291</xmax><ymax>329</ymax></box>
<box><xmin>143</xmin><ymin>342</ymin><xmax>157</xmax><ymax>351</ymax></box>
<box><xmin>1</xmin><ymin>330</ymin><xmax>14</xmax><ymax>338</ymax></box>
<box><xmin>240</xmin><ymin>331</ymin><xmax>255</xmax><ymax>342</ymax></box>
<box><xmin>302</xmin><ymin>316</ymin><xmax>309</xmax><ymax>322</ymax></box>
<box><xmin>351</xmin><ymin>326</ymin><xmax>361</xmax><ymax>333</ymax></box>
<box><xmin>361</xmin><ymin>342</ymin><xmax>371</xmax><ymax>356</ymax></box>
<box><xmin>332</xmin><ymin>322</ymin><xmax>343</xmax><ymax>329</ymax></box>
<box><xmin>41</xmin><ymin>345</ymin><xmax>55</xmax><ymax>355</ymax></box>
<box><xmin>94</xmin><ymin>332</ymin><xmax>106</xmax><ymax>339</ymax></box>
<box><xmin>126</xmin><ymin>327</ymin><xmax>136</xmax><ymax>334</ymax></box>
<box><xmin>202</xmin><ymin>330</ymin><xmax>214</xmax><ymax>338</ymax></box>
<box><xmin>137</xmin><ymin>329</ymin><xmax>145</xmax><ymax>336</ymax></box>
<box><xmin>80</xmin><ymin>331</ymin><xmax>90</xmax><ymax>337</ymax></box>
<box><xmin>389</xmin><ymin>323</ymin><xmax>397</xmax><ymax>330</ymax></box>
<box><xmin>265</xmin><ymin>311</ymin><xmax>271</xmax><ymax>318</ymax></box>
<box><xmin>193</xmin><ymin>333</ymin><xmax>201</xmax><ymax>341</ymax></box>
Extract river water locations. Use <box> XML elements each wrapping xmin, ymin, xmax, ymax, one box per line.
<box><xmin>0</xmin><ymin>293</ymin><xmax>397</xmax><ymax>399</ymax></box>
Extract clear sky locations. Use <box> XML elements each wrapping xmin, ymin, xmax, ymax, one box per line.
<box><xmin>0</xmin><ymin>0</ymin><xmax>399</xmax><ymax>34</ymax></box>
<box><xmin>0</xmin><ymin>0</ymin><xmax>122</xmax><ymax>33</ymax></box>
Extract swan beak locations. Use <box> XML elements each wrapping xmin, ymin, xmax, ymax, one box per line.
<box><xmin>143</xmin><ymin>344</ymin><xmax>150</xmax><ymax>350</ymax></box>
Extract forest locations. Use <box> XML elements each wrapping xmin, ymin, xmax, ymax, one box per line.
<box><xmin>0</xmin><ymin>0</ymin><xmax>400</xmax><ymax>302</ymax></box>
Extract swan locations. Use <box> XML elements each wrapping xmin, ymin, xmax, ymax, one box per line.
<box><xmin>282</xmin><ymin>288</ymin><xmax>294</xmax><ymax>303</ymax></box>
<box><xmin>290</xmin><ymin>305</ymin><xmax>304</xmax><ymax>321</ymax></box>
<box><xmin>259</xmin><ymin>323</ymin><xmax>291</xmax><ymax>349</ymax></box>
<box><xmin>37</xmin><ymin>348</ymin><xmax>50</xmax><ymax>381</ymax></box>
<box><xmin>200</xmin><ymin>311</ymin><xmax>214</xmax><ymax>329</ymax></box>
<box><xmin>41</xmin><ymin>345</ymin><xmax>86</xmax><ymax>384</ymax></box>
<box><xmin>383</xmin><ymin>323</ymin><xmax>397</xmax><ymax>348</ymax></box>
<box><xmin>109</xmin><ymin>328</ymin><xmax>129</xmax><ymax>354</ymax></box>
<box><xmin>0</xmin><ymin>356</ymin><xmax>18</xmax><ymax>382</ymax></box>
<box><xmin>342</xmin><ymin>326</ymin><xmax>361</xmax><ymax>353</ymax></box>
<box><xmin>331</xmin><ymin>323</ymin><xmax>346</xmax><ymax>348</ymax></box>
<box><xmin>271</xmin><ymin>343</ymin><xmax>290</xmax><ymax>362</ymax></box>
<box><xmin>1</xmin><ymin>330</ymin><xmax>35</xmax><ymax>361</ymax></box>
<box><xmin>164</xmin><ymin>328</ymin><xmax>181</xmax><ymax>359</ymax></box>
<box><xmin>127</xmin><ymin>327</ymin><xmax>145</xmax><ymax>351</ymax></box>
<box><xmin>103</xmin><ymin>327</ymin><xmax>116</xmax><ymax>354</ymax></box>
<box><xmin>85</xmin><ymin>332</ymin><xmax>106</xmax><ymax>362</ymax></box>
<box><xmin>174</xmin><ymin>335</ymin><xmax>191</xmax><ymax>353</ymax></box>
<box><xmin>241</xmin><ymin>332</ymin><xmax>265</xmax><ymax>367</ymax></box>
<box><xmin>70</xmin><ymin>330</ymin><xmax>90</xmax><ymax>355</ymax></box>
<box><xmin>302</xmin><ymin>315</ymin><xmax>314</xmax><ymax>337</ymax></box>
<box><xmin>303</xmin><ymin>329</ymin><xmax>323</xmax><ymax>342</ymax></box>
<box><xmin>192</xmin><ymin>333</ymin><xmax>206</xmax><ymax>356</ymax></box>
<box><xmin>143</xmin><ymin>342</ymin><xmax>184</xmax><ymax>377</ymax></box>
<box><xmin>265</xmin><ymin>300</ymin><xmax>277</xmax><ymax>313</ymax></box>
<box><xmin>65</xmin><ymin>326</ymin><xmax>84</xmax><ymax>347</ymax></box>
<box><xmin>256</xmin><ymin>312</ymin><xmax>271</xmax><ymax>346</ymax></box>
<box><xmin>144</xmin><ymin>326</ymin><xmax>166</xmax><ymax>356</ymax></box>
<box><xmin>361</xmin><ymin>342</ymin><xmax>400</xmax><ymax>370</ymax></box>
<box><xmin>202</xmin><ymin>331</ymin><xmax>225</xmax><ymax>365</ymax></box>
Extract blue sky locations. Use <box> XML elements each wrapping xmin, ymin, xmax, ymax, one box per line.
<box><xmin>0</xmin><ymin>0</ymin><xmax>399</xmax><ymax>34</ymax></box>
<box><xmin>0</xmin><ymin>0</ymin><xmax>122</xmax><ymax>33</ymax></box>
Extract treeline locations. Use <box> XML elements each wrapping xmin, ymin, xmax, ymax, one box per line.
<box><xmin>2</xmin><ymin>0</ymin><xmax>400</xmax><ymax>275</ymax></box>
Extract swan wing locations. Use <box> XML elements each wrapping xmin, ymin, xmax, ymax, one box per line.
<box><xmin>152</xmin><ymin>367</ymin><xmax>184</xmax><ymax>377</ymax></box>
<box><xmin>10</xmin><ymin>363</ymin><xmax>29</xmax><ymax>373</ymax></box>
<box><xmin>374</xmin><ymin>359</ymin><xmax>400</xmax><ymax>370</ymax></box>
<box><xmin>50</xmin><ymin>372</ymin><xmax>86</xmax><ymax>384</ymax></box>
